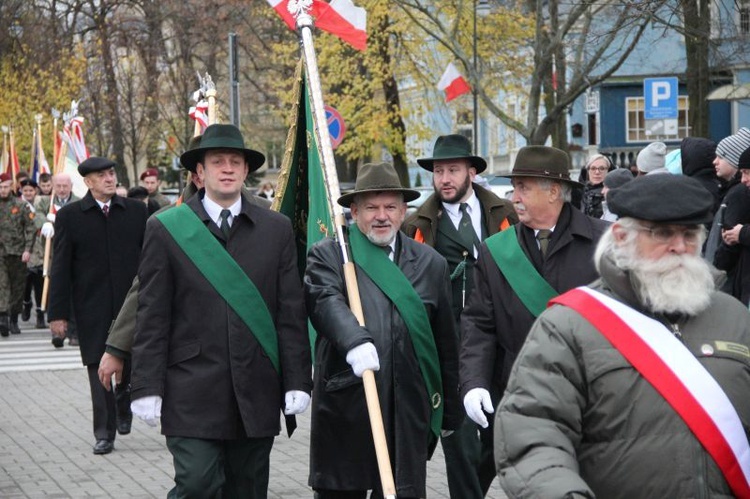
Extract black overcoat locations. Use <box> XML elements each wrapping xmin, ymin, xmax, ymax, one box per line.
<box><xmin>459</xmin><ymin>204</ymin><xmax>609</xmax><ymax>402</ymax></box>
<box><xmin>304</xmin><ymin>233</ymin><xmax>462</xmax><ymax>498</ymax></box>
<box><xmin>130</xmin><ymin>192</ymin><xmax>311</xmax><ymax>439</ymax></box>
<box><xmin>48</xmin><ymin>192</ymin><xmax>147</xmax><ymax>365</ymax></box>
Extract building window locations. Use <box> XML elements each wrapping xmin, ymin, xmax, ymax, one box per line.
<box><xmin>625</xmin><ymin>96</ymin><xmax>690</xmax><ymax>143</ymax></box>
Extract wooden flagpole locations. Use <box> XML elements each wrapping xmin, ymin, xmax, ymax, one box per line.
<box><xmin>293</xmin><ymin>4</ymin><xmax>397</xmax><ymax>498</ymax></box>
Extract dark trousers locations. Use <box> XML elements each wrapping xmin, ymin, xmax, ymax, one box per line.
<box><xmin>86</xmin><ymin>360</ymin><xmax>131</xmax><ymax>441</ymax></box>
<box><xmin>23</xmin><ymin>267</ymin><xmax>43</xmax><ymax>309</ymax></box>
<box><xmin>166</xmin><ymin>435</ymin><xmax>274</xmax><ymax>499</ymax></box>
<box><xmin>314</xmin><ymin>491</ymin><xmax>418</xmax><ymax>499</ymax></box>
<box><xmin>441</xmin><ymin>416</ymin><xmax>496</xmax><ymax>498</ymax></box>
<box><xmin>1</xmin><ymin>254</ymin><xmax>26</xmax><ymax>314</ymax></box>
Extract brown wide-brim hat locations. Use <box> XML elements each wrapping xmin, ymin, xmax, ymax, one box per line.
<box><xmin>180</xmin><ymin>124</ymin><xmax>265</xmax><ymax>173</ymax></box>
<box><xmin>417</xmin><ymin>134</ymin><xmax>487</xmax><ymax>174</ymax></box>
<box><xmin>501</xmin><ymin>145</ymin><xmax>582</xmax><ymax>187</ymax></box>
<box><xmin>337</xmin><ymin>162</ymin><xmax>420</xmax><ymax>207</ymax></box>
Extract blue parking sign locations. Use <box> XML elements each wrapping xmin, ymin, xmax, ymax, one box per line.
<box><xmin>644</xmin><ymin>77</ymin><xmax>679</xmax><ymax>120</ymax></box>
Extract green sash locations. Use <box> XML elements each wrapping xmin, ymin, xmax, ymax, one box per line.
<box><xmin>485</xmin><ymin>228</ymin><xmax>558</xmax><ymax>317</ymax></box>
<box><xmin>348</xmin><ymin>225</ymin><xmax>443</xmax><ymax>439</ymax></box>
<box><xmin>156</xmin><ymin>204</ymin><xmax>280</xmax><ymax>373</ymax></box>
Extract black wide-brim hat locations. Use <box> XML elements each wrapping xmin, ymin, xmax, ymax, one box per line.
<box><xmin>608</xmin><ymin>174</ymin><xmax>713</xmax><ymax>225</ymax></box>
<box><xmin>338</xmin><ymin>162</ymin><xmax>420</xmax><ymax>207</ymax></box>
<box><xmin>180</xmin><ymin>124</ymin><xmax>266</xmax><ymax>173</ymax></box>
<box><xmin>417</xmin><ymin>134</ymin><xmax>487</xmax><ymax>174</ymax></box>
<box><xmin>501</xmin><ymin>146</ymin><xmax>582</xmax><ymax>187</ymax></box>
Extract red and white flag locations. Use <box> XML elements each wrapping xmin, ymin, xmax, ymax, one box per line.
<box><xmin>189</xmin><ymin>100</ymin><xmax>209</xmax><ymax>134</ymax></box>
<box><xmin>267</xmin><ymin>0</ymin><xmax>367</xmax><ymax>51</ymax></box>
<box><xmin>438</xmin><ymin>62</ymin><xmax>471</xmax><ymax>103</ymax></box>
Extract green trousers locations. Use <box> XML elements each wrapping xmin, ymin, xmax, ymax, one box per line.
<box><xmin>166</xmin><ymin>435</ymin><xmax>274</xmax><ymax>499</ymax></box>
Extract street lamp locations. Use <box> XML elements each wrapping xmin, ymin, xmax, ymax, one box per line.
<box><xmin>472</xmin><ymin>0</ymin><xmax>490</xmax><ymax>156</ymax></box>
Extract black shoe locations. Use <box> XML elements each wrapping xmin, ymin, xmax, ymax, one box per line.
<box><xmin>93</xmin><ymin>439</ymin><xmax>114</xmax><ymax>455</ymax></box>
<box><xmin>51</xmin><ymin>336</ymin><xmax>65</xmax><ymax>348</ymax></box>
<box><xmin>117</xmin><ymin>420</ymin><xmax>132</xmax><ymax>435</ymax></box>
<box><xmin>21</xmin><ymin>302</ymin><xmax>31</xmax><ymax>322</ymax></box>
<box><xmin>9</xmin><ymin>321</ymin><xmax>20</xmax><ymax>335</ymax></box>
<box><xmin>35</xmin><ymin>311</ymin><xmax>46</xmax><ymax>329</ymax></box>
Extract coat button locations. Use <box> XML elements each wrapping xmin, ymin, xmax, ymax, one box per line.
<box><xmin>700</xmin><ymin>344</ymin><xmax>714</xmax><ymax>355</ymax></box>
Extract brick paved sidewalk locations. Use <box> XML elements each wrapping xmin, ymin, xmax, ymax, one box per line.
<box><xmin>0</xmin><ymin>368</ymin><xmax>506</xmax><ymax>498</ymax></box>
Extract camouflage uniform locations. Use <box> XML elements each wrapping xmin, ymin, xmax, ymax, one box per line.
<box><xmin>0</xmin><ymin>194</ymin><xmax>36</xmax><ymax>335</ymax></box>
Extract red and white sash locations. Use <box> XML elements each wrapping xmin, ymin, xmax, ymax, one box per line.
<box><xmin>550</xmin><ymin>287</ymin><xmax>750</xmax><ymax>498</ymax></box>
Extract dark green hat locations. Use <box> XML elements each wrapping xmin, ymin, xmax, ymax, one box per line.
<box><xmin>337</xmin><ymin>162</ymin><xmax>420</xmax><ymax>207</ymax></box>
<box><xmin>417</xmin><ymin>134</ymin><xmax>487</xmax><ymax>173</ymax></box>
<box><xmin>179</xmin><ymin>124</ymin><xmax>265</xmax><ymax>173</ymax></box>
<box><xmin>501</xmin><ymin>146</ymin><xmax>581</xmax><ymax>187</ymax></box>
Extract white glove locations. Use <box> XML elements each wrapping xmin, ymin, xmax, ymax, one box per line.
<box><xmin>345</xmin><ymin>342</ymin><xmax>380</xmax><ymax>377</ymax></box>
<box><xmin>131</xmin><ymin>395</ymin><xmax>162</xmax><ymax>427</ymax></box>
<box><xmin>41</xmin><ymin>222</ymin><xmax>55</xmax><ymax>238</ymax></box>
<box><xmin>463</xmin><ymin>388</ymin><xmax>494</xmax><ymax>428</ymax></box>
<box><xmin>46</xmin><ymin>212</ymin><xmax>56</xmax><ymax>223</ymax></box>
<box><xmin>284</xmin><ymin>390</ymin><xmax>311</xmax><ymax>415</ymax></box>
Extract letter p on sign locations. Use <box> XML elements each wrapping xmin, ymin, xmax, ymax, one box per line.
<box><xmin>644</xmin><ymin>77</ymin><xmax>679</xmax><ymax>120</ymax></box>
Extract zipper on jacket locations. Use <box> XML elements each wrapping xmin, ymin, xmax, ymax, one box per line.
<box><xmin>669</xmin><ymin>322</ymin><xmax>683</xmax><ymax>341</ymax></box>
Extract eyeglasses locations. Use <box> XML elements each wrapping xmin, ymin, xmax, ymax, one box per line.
<box><xmin>587</xmin><ymin>166</ymin><xmax>608</xmax><ymax>172</ymax></box>
<box><xmin>635</xmin><ymin>224</ymin><xmax>702</xmax><ymax>245</ymax></box>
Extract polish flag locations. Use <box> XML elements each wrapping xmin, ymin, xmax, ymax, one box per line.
<box><xmin>267</xmin><ymin>0</ymin><xmax>367</xmax><ymax>51</ymax></box>
<box><xmin>438</xmin><ymin>63</ymin><xmax>471</xmax><ymax>103</ymax></box>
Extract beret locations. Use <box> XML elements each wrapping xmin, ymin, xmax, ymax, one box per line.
<box><xmin>0</xmin><ymin>173</ymin><xmax>11</xmax><ymax>183</ymax></box>
<box><xmin>78</xmin><ymin>157</ymin><xmax>116</xmax><ymax>176</ymax></box>
<box><xmin>140</xmin><ymin>168</ymin><xmax>159</xmax><ymax>180</ymax></box>
<box><xmin>608</xmin><ymin>174</ymin><xmax>713</xmax><ymax>225</ymax></box>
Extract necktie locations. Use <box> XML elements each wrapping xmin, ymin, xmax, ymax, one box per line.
<box><xmin>382</xmin><ymin>245</ymin><xmax>392</xmax><ymax>261</ymax></box>
<box><xmin>102</xmin><ymin>205</ymin><xmax>109</xmax><ymax>218</ymax></box>
<box><xmin>458</xmin><ymin>203</ymin><xmax>480</xmax><ymax>252</ymax></box>
<box><xmin>537</xmin><ymin>229</ymin><xmax>552</xmax><ymax>257</ymax></box>
<box><xmin>219</xmin><ymin>209</ymin><xmax>231</xmax><ymax>238</ymax></box>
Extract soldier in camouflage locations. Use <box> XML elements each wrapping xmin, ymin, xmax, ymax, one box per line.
<box><xmin>0</xmin><ymin>173</ymin><xmax>36</xmax><ymax>336</ymax></box>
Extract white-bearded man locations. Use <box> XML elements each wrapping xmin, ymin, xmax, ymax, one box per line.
<box><xmin>495</xmin><ymin>174</ymin><xmax>750</xmax><ymax>498</ymax></box>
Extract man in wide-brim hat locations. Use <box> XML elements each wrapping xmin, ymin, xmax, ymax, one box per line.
<box><xmin>405</xmin><ymin>134</ymin><xmax>517</xmax><ymax>498</ymax></box>
<box><xmin>459</xmin><ymin>145</ymin><xmax>609</xmax><ymax>467</ymax></box>
<box><xmin>130</xmin><ymin>122</ymin><xmax>312</xmax><ymax>497</ymax></box>
<box><xmin>305</xmin><ymin>162</ymin><xmax>462</xmax><ymax>498</ymax></box>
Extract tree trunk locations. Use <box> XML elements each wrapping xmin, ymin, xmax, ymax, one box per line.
<box><xmin>681</xmin><ymin>0</ymin><xmax>711</xmax><ymax>138</ymax></box>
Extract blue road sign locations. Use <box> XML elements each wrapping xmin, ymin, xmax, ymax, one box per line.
<box><xmin>644</xmin><ymin>77</ymin><xmax>679</xmax><ymax>120</ymax></box>
<box><xmin>325</xmin><ymin>106</ymin><xmax>346</xmax><ymax>149</ymax></box>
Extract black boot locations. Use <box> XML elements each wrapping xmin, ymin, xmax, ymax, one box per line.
<box><xmin>9</xmin><ymin>315</ymin><xmax>20</xmax><ymax>335</ymax></box>
<box><xmin>35</xmin><ymin>310</ymin><xmax>46</xmax><ymax>329</ymax></box>
<box><xmin>0</xmin><ymin>313</ymin><xmax>8</xmax><ymax>337</ymax></box>
<box><xmin>21</xmin><ymin>301</ymin><xmax>32</xmax><ymax>322</ymax></box>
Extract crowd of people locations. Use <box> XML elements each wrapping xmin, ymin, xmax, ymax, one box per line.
<box><xmin>2</xmin><ymin>123</ymin><xmax>750</xmax><ymax>498</ymax></box>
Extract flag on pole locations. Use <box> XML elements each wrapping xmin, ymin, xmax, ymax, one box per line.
<box><xmin>267</xmin><ymin>0</ymin><xmax>368</xmax><ymax>51</ymax></box>
<box><xmin>7</xmin><ymin>127</ymin><xmax>20</xmax><ymax>180</ymax></box>
<box><xmin>189</xmin><ymin>100</ymin><xmax>209</xmax><ymax>134</ymax></box>
<box><xmin>58</xmin><ymin>114</ymin><xmax>89</xmax><ymax>198</ymax></box>
<box><xmin>61</xmin><ymin>116</ymin><xmax>89</xmax><ymax>163</ymax></box>
<box><xmin>273</xmin><ymin>61</ymin><xmax>332</xmax><ymax>277</ymax></box>
<box><xmin>0</xmin><ymin>130</ymin><xmax>8</xmax><ymax>175</ymax></box>
<box><xmin>31</xmin><ymin>129</ymin><xmax>51</xmax><ymax>182</ymax></box>
<box><xmin>438</xmin><ymin>62</ymin><xmax>471</xmax><ymax>102</ymax></box>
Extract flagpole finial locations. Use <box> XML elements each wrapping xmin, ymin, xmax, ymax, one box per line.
<box><xmin>289</xmin><ymin>0</ymin><xmax>314</xmax><ymax>28</ymax></box>
<box><xmin>1</xmin><ymin>126</ymin><xmax>7</xmax><ymax>134</ymax></box>
<box><xmin>35</xmin><ymin>113</ymin><xmax>43</xmax><ymax>125</ymax></box>
<box><xmin>51</xmin><ymin>108</ymin><xmax>60</xmax><ymax>120</ymax></box>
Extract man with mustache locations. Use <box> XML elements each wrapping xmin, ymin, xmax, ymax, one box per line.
<box><xmin>459</xmin><ymin>146</ymin><xmax>608</xmax><ymax>447</ymax></box>
<box><xmin>404</xmin><ymin>134</ymin><xmax>517</xmax><ymax>498</ymax></box>
<box><xmin>495</xmin><ymin>174</ymin><xmax>750</xmax><ymax>497</ymax></box>
<box><xmin>305</xmin><ymin>162</ymin><xmax>461</xmax><ymax>498</ymax></box>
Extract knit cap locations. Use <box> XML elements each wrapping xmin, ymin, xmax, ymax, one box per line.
<box><xmin>636</xmin><ymin>142</ymin><xmax>668</xmax><ymax>174</ymax></box>
<box><xmin>715</xmin><ymin>128</ymin><xmax>750</xmax><ymax>168</ymax></box>
<box><xmin>603</xmin><ymin>168</ymin><xmax>634</xmax><ymax>189</ymax></box>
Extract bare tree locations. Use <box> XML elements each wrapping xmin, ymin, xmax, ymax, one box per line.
<box><xmin>396</xmin><ymin>0</ymin><xmax>667</xmax><ymax>147</ymax></box>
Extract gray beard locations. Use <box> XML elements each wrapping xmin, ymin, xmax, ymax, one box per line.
<box><xmin>627</xmin><ymin>253</ymin><xmax>715</xmax><ymax>316</ymax></box>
